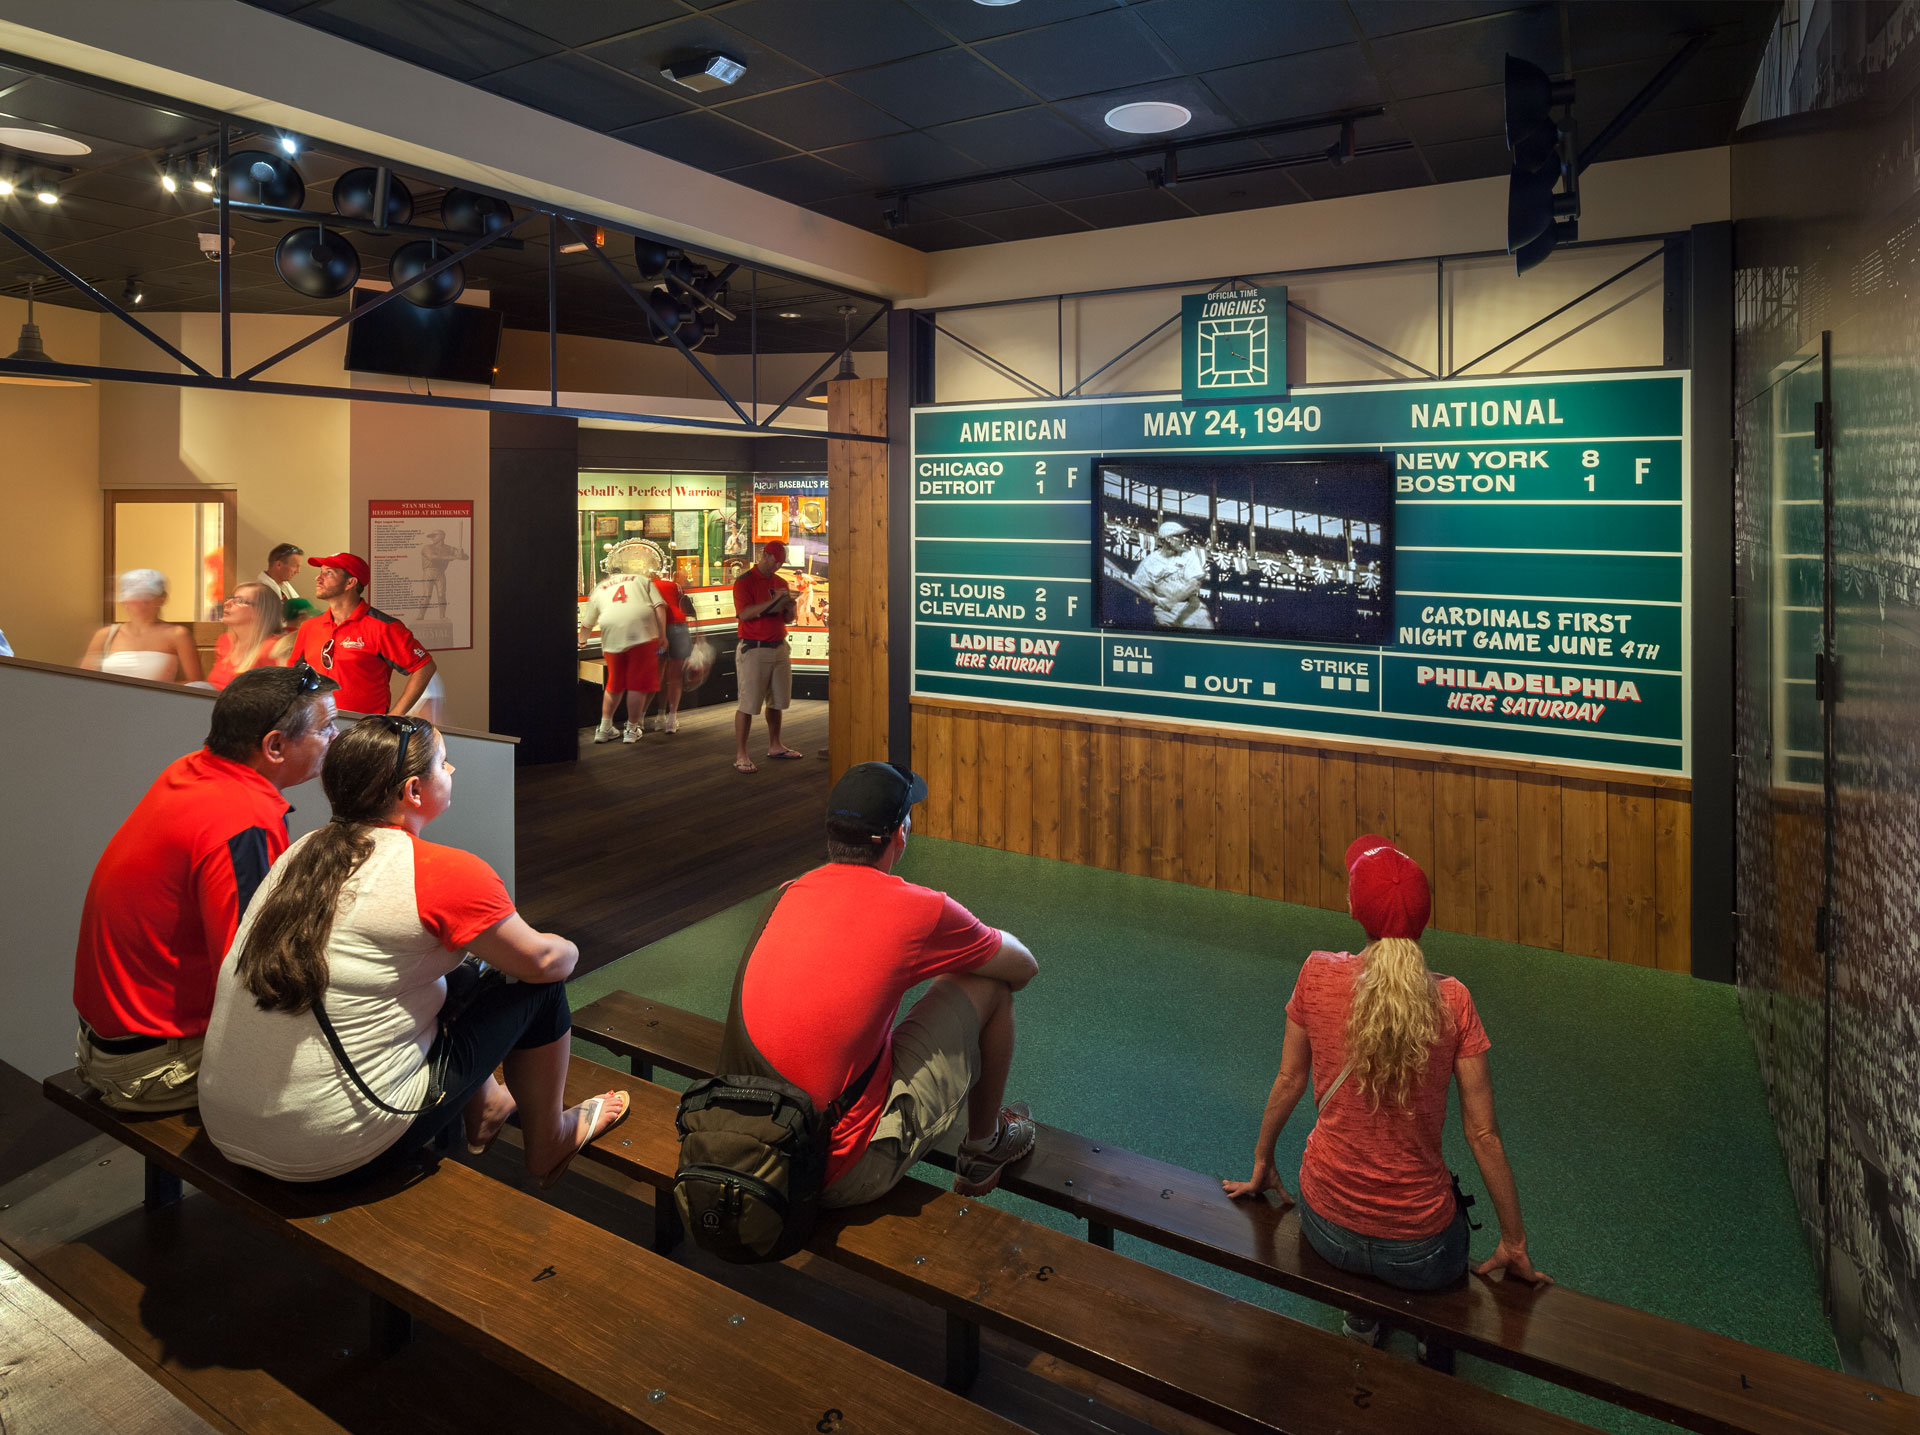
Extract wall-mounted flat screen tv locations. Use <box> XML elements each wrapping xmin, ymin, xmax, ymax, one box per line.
<box><xmin>343</xmin><ymin>288</ymin><xmax>503</xmax><ymax>385</ymax></box>
<box><xmin>1095</xmin><ymin>452</ymin><xmax>1393</xmax><ymax>645</ymax></box>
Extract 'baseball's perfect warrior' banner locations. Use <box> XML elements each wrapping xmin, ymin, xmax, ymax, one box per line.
<box><xmin>909</xmin><ymin>371</ymin><xmax>1690</xmax><ymax>775</ymax></box>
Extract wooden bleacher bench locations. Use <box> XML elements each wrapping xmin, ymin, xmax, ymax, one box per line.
<box><xmin>573</xmin><ymin>990</ymin><xmax>1917</xmax><ymax>1435</ymax></box>
<box><xmin>558</xmin><ymin>1052</ymin><xmax>1604</xmax><ymax>1435</ymax></box>
<box><xmin>41</xmin><ymin>1070</ymin><xmax>1026</xmax><ymax>1435</ymax></box>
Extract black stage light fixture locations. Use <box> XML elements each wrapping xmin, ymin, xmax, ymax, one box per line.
<box><xmin>807</xmin><ymin>305</ymin><xmax>859</xmax><ymax>403</ymax></box>
<box><xmin>634</xmin><ymin>239</ymin><xmax>678</xmax><ymax>280</ymax></box>
<box><xmin>646</xmin><ymin>289</ymin><xmax>691</xmax><ymax>341</ymax></box>
<box><xmin>275</xmin><ymin>224</ymin><xmax>361</xmax><ymax>298</ymax></box>
<box><xmin>121</xmin><ymin>276</ymin><xmax>144</xmax><ymax>307</ymax></box>
<box><xmin>223</xmin><ymin>148</ymin><xmax>306</xmax><ymax>208</ymax></box>
<box><xmin>441</xmin><ymin>187</ymin><xmax>515</xmax><ymax>235</ymax></box>
<box><xmin>334</xmin><ymin>166</ymin><xmax>413</xmax><ymax>226</ymax></box>
<box><xmin>389</xmin><ymin>238</ymin><xmax>464</xmax><ymax>307</ymax></box>
<box><xmin>1504</xmin><ymin>54</ymin><xmax>1577</xmax><ymax>274</ymax></box>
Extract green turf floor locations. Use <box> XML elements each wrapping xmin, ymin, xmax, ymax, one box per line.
<box><xmin>568</xmin><ymin>836</ymin><xmax>1837</xmax><ymax>1433</ymax></box>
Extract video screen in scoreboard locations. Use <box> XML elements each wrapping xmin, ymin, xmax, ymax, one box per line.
<box><xmin>1095</xmin><ymin>453</ymin><xmax>1394</xmax><ymax>645</ymax></box>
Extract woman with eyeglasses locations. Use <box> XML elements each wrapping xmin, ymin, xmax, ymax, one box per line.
<box><xmin>206</xmin><ymin>582</ymin><xmax>294</xmax><ymax>690</ymax></box>
<box><xmin>197</xmin><ymin>715</ymin><xmax>628</xmax><ymax>1187</ymax></box>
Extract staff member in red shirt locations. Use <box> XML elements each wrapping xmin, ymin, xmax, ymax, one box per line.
<box><xmin>290</xmin><ymin>553</ymin><xmax>436</xmax><ymax>716</ymax></box>
<box><xmin>731</xmin><ymin>540</ymin><xmax>803</xmax><ymax>773</ymax></box>
<box><xmin>72</xmin><ymin>664</ymin><xmax>340</xmax><ymax>1110</ymax></box>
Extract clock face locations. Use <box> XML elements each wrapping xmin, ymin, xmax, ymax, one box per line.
<box><xmin>1197</xmin><ymin>315</ymin><xmax>1267</xmax><ymax>388</ymax></box>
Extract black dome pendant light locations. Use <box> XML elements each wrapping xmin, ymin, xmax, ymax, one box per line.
<box><xmin>334</xmin><ymin>166</ymin><xmax>413</xmax><ymax>226</ymax></box>
<box><xmin>441</xmin><ymin>187</ymin><xmax>515</xmax><ymax>235</ymax></box>
<box><xmin>274</xmin><ymin>224</ymin><xmax>360</xmax><ymax>298</ymax></box>
<box><xmin>223</xmin><ymin>148</ymin><xmax>305</xmax><ymax>208</ymax></box>
<box><xmin>389</xmin><ymin>239</ymin><xmax>465</xmax><ymax>307</ymax></box>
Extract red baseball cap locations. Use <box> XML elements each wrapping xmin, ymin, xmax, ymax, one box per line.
<box><xmin>762</xmin><ymin>539</ymin><xmax>788</xmax><ymax>562</ymax></box>
<box><xmin>308</xmin><ymin>552</ymin><xmax>371</xmax><ymax>589</ymax></box>
<box><xmin>1345</xmin><ymin>834</ymin><xmax>1431</xmax><ymax>941</ymax></box>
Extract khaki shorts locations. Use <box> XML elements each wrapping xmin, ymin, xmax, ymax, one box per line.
<box><xmin>75</xmin><ymin>1023</ymin><xmax>203</xmax><ymax>1112</ymax></box>
<box><xmin>822</xmin><ymin>979</ymin><xmax>981</xmax><ymax>1209</ymax></box>
<box><xmin>736</xmin><ymin>641</ymin><xmax>792</xmax><ymax>715</ymax></box>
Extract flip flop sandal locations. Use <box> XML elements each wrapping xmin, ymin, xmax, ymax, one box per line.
<box><xmin>537</xmin><ymin>1090</ymin><xmax>629</xmax><ymax>1190</ymax></box>
<box><xmin>766</xmin><ymin>748</ymin><xmax>805</xmax><ymax>760</ymax></box>
<box><xmin>734</xmin><ymin>757</ymin><xmax>758</xmax><ymax>773</ymax></box>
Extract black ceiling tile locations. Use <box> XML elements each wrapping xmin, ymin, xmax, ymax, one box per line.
<box><xmin>590</xmin><ymin>16</ymin><xmax>815</xmax><ymax>100</ymax></box>
<box><xmin>965</xmin><ymin>203</ymin><xmax>1096</xmax><ymax>242</ymax></box>
<box><xmin>905</xmin><ymin>0</ymin><xmax>1119</xmax><ymax>45</ymax></box>
<box><xmin>464</xmin><ymin>0</ymin><xmax>688</xmax><ymax>48</ymax></box>
<box><xmin>1346</xmin><ymin>2</ymin><xmax>1516</xmax><ymax>38</ymax></box>
<box><xmin>1202</xmin><ymin>45</ymin><xmax>1380</xmax><ymax>125</ymax></box>
<box><xmin>720</xmin><ymin>153</ymin><xmax>869</xmax><ymax>206</ymax></box>
<box><xmin>720</xmin><ymin>0</ymin><xmax>948</xmax><ymax>74</ymax></box>
<box><xmin>1419</xmin><ymin>135</ymin><xmax>1512</xmax><ymax>184</ymax></box>
<box><xmin>886</xmin><ymin>215</ymin><xmax>997</xmax><ymax>250</ymax></box>
<box><xmin>837</xmin><ymin>48</ymin><xmax>1033</xmax><ymax>128</ymax></box>
<box><xmin>292</xmin><ymin>0</ymin><xmax>561</xmax><ymax>81</ymax></box>
<box><xmin>1166</xmin><ymin>164</ymin><xmax>1310</xmax><ymax>215</ymax></box>
<box><xmin>1052</xmin><ymin>76</ymin><xmax>1245</xmax><ymax>149</ymax></box>
<box><xmin>1391</xmin><ymin>84</ymin><xmax>1506</xmax><ymax>147</ymax></box>
<box><xmin>714</xmin><ymin>82</ymin><xmax>907</xmax><ymax>150</ymax></box>
<box><xmin>614</xmin><ymin>108</ymin><xmax>798</xmax><ymax>169</ymax></box>
<box><xmin>929</xmin><ymin>106</ymin><xmax>1102</xmax><ymax>167</ymax></box>
<box><xmin>1017</xmin><ymin>156</ymin><xmax>1154</xmax><ymax>202</ymax></box>
<box><xmin>1579</xmin><ymin>99</ymin><xmax>1742</xmax><ymax>162</ymax></box>
<box><xmin>1134</xmin><ymin>0</ymin><xmax>1353</xmax><ymax>72</ymax></box>
<box><xmin>1166</xmin><ymin>136</ymin><xmax>1279</xmax><ymax>177</ymax></box>
<box><xmin>1567</xmin><ymin>2</ymin><xmax>1777</xmax><ymax>73</ymax></box>
<box><xmin>909</xmin><ymin>176</ymin><xmax>1048</xmax><ymax>216</ymax></box>
<box><xmin>1288</xmin><ymin>144</ymin><xmax>1432</xmax><ymax>199</ymax></box>
<box><xmin>1581</xmin><ymin>41</ymin><xmax>1769</xmax><ymax>121</ymax></box>
<box><xmin>1368</xmin><ymin>7</ymin><xmax>1565</xmax><ymax>100</ymax></box>
<box><xmin>806</xmin><ymin>192</ymin><xmax>894</xmax><ymax>228</ymax></box>
<box><xmin>1059</xmin><ymin>187</ymin><xmax>1192</xmax><ymax>229</ymax></box>
<box><xmin>975</xmin><ymin>10</ymin><xmax>1181</xmax><ymax>102</ymax></box>
<box><xmin>0</xmin><ymin>77</ymin><xmax>208</xmax><ymax>150</ymax></box>
<box><xmin>238</xmin><ymin>0</ymin><xmax>323</xmax><ymax>12</ymax></box>
<box><xmin>479</xmin><ymin>52</ymin><xmax>690</xmax><ymax>130</ymax></box>
<box><xmin>814</xmin><ymin>130</ymin><xmax>980</xmax><ymax>186</ymax></box>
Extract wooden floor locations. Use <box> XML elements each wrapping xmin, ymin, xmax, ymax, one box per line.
<box><xmin>514</xmin><ymin>699</ymin><xmax>832</xmax><ymax>976</ymax></box>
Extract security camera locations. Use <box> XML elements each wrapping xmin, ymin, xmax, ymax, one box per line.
<box><xmin>196</xmin><ymin>232</ymin><xmax>233</xmax><ymax>262</ymax></box>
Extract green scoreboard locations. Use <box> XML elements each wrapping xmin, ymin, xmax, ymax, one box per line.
<box><xmin>909</xmin><ymin>371</ymin><xmax>1690</xmax><ymax>776</ymax></box>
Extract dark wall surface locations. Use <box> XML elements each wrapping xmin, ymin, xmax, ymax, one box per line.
<box><xmin>490</xmin><ymin>412</ymin><xmax>579</xmax><ymax>765</ymax></box>
<box><xmin>1732</xmin><ymin>7</ymin><xmax>1920</xmax><ymax>1391</ymax></box>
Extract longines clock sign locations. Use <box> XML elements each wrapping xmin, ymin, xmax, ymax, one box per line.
<box><xmin>1181</xmin><ymin>284</ymin><xmax>1288</xmax><ymax>404</ymax></box>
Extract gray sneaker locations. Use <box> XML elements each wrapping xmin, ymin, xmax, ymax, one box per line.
<box><xmin>952</xmin><ymin>1101</ymin><xmax>1035</xmax><ymax>1196</ymax></box>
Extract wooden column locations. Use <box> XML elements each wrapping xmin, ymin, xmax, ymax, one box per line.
<box><xmin>826</xmin><ymin>377</ymin><xmax>888</xmax><ymax>785</ymax></box>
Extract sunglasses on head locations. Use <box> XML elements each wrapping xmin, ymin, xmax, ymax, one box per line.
<box><xmin>376</xmin><ymin>714</ymin><xmax>428</xmax><ymax>787</ymax></box>
<box><xmin>270</xmin><ymin>662</ymin><xmax>334</xmax><ymax>735</ymax></box>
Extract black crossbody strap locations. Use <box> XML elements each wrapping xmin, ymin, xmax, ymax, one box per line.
<box><xmin>312</xmin><ymin>999</ymin><xmax>442</xmax><ymax>1117</ymax></box>
<box><xmin>823</xmin><ymin>1043</ymin><xmax>886</xmax><ymax>1131</ymax></box>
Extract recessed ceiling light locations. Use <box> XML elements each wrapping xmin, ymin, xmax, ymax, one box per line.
<box><xmin>0</xmin><ymin>126</ymin><xmax>90</xmax><ymax>156</ymax></box>
<box><xmin>1104</xmin><ymin>101</ymin><xmax>1191</xmax><ymax>135</ymax></box>
<box><xmin>662</xmin><ymin>53</ymin><xmax>746</xmax><ymax>92</ymax></box>
<box><xmin>779</xmin><ymin>311</ymin><xmax>801</xmax><ymax>318</ymax></box>
<box><xmin>973</xmin><ymin>1</ymin><xmax>1022</xmax><ymax>6</ymax></box>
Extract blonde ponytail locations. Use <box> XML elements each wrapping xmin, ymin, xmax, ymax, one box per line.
<box><xmin>1343</xmin><ymin>938</ymin><xmax>1449</xmax><ymax>1110</ymax></box>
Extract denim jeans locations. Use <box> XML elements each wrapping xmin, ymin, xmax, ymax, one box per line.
<box><xmin>1297</xmin><ymin>1186</ymin><xmax>1470</xmax><ymax>1292</ymax></box>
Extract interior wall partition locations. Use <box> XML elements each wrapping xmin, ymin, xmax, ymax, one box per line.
<box><xmin>1731</xmin><ymin>6</ymin><xmax>1920</xmax><ymax>1389</ymax></box>
<box><xmin>884</xmin><ymin>233</ymin><xmax>1730</xmax><ymax>978</ymax></box>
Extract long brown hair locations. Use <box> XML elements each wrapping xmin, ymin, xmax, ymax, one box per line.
<box><xmin>1343</xmin><ymin>938</ymin><xmax>1451</xmax><ymax>1110</ymax></box>
<box><xmin>234</xmin><ymin>717</ymin><xmax>441</xmax><ymax>1014</ymax></box>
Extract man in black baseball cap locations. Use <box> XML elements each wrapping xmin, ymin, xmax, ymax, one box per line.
<box><xmin>727</xmin><ymin>760</ymin><xmax>1040</xmax><ymax>1203</ymax></box>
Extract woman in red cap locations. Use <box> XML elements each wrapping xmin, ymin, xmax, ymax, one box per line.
<box><xmin>1225</xmin><ymin>834</ymin><xmax>1548</xmax><ymax>1354</ymax></box>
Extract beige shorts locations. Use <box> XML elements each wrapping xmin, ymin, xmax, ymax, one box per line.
<box><xmin>736</xmin><ymin>641</ymin><xmax>792</xmax><ymax>715</ymax></box>
<box><xmin>75</xmin><ymin>1023</ymin><xmax>203</xmax><ymax>1112</ymax></box>
<box><xmin>822</xmin><ymin>979</ymin><xmax>981</xmax><ymax>1209</ymax></box>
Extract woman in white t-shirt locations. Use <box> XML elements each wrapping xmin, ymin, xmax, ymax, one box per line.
<box><xmin>199</xmin><ymin>716</ymin><xmax>628</xmax><ymax>1186</ymax></box>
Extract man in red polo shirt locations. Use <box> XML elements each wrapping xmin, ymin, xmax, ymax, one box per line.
<box><xmin>72</xmin><ymin>664</ymin><xmax>339</xmax><ymax>1110</ymax></box>
<box><xmin>290</xmin><ymin>552</ymin><xmax>437</xmax><ymax>715</ymax></box>
<box><xmin>732</xmin><ymin>539</ymin><xmax>803</xmax><ymax>773</ymax></box>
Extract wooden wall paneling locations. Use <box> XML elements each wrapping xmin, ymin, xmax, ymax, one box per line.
<box><xmin>1089</xmin><ymin>724</ymin><xmax>1122</xmax><ymax>871</ymax></box>
<box><xmin>1002</xmin><ymin>720</ymin><xmax>1033</xmax><ymax>855</ymax></box>
<box><xmin>1119</xmin><ymin>731</ymin><xmax>1153</xmax><ymax>876</ymax></box>
<box><xmin>827</xmin><ymin>378</ymin><xmax>888</xmax><ymax>785</ymax></box>
<box><xmin>1182</xmin><ymin>738</ymin><xmax>1218</xmax><ymax>889</ymax></box>
<box><xmin>1560</xmin><ymin>779</ymin><xmax>1610</xmax><ymax>958</ymax></box>
<box><xmin>1318</xmin><ymin>755</ymin><xmax>1358</xmax><ymax>909</ymax></box>
<box><xmin>922</xmin><ymin>708</ymin><xmax>953</xmax><ymax>841</ymax></box>
<box><xmin>1029</xmin><ymin>721</ymin><xmax>1062</xmax><ymax>860</ymax></box>
<box><xmin>1391</xmin><ymin>759</ymin><xmax>1436</xmax><ymax>883</ymax></box>
<box><xmin>1215</xmin><ymin>741</ymin><xmax>1252</xmax><ymax>894</ymax></box>
<box><xmin>1282</xmin><ymin>751</ymin><xmax>1320</xmax><ymax>907</ymax></box>
<box><xmin>864</xmin><ymin>378</ymin><xmax>889</xmax><ymax>772</ymax></box>
<box><xmin>949</xmin><ymin>712</ymin><xmax>980</xmax><ymax>845</ymax></box>
<box><xmin>1149</xmin><ymin>733</ymin><xmax>1181</xmax><ymax>882</ymax></box>
<box><xmin>1248</xmin><ymin>744</ymin><xmax>1287</xmax><ymax>900</ymax></box>
<box><xmin>1607</xmin><ymin>784</ymin><xmax>1659</xmax><ymax>967</ymax></box>
<box><xmin>1515</xmin><ymin>773</ymin><xmax>1564</xmax><ymax>951</ymax></box>
<box><xmin>1355</xmin><ymin>755</ymin><xmax>1395</xmax><ymax>841</ymax></box>
<box><xmin>975</xmin><ymin>716</ymin><xmax>1008</xmax><ymax>851</ymax></box>
<box><xmin>1654</xmin><ymin>791</ymin><xmax>1693</xmax><ymax>973</ymax></box>
<box><xmin>1059</xmin><ymin>723</ymin><xmax>1090</xmax><ymax>866</ymax></box>
<box><xmin>1473</xmin><ymin>774</ymin><xmax>1520</xmax><ymax>942</ymax></box>
<box><xmin>1430</xmin><ymin>768</ymin><xmax>1478</xmax><ymax>934</ymax></box>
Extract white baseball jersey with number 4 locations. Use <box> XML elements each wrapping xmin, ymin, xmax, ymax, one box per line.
<box><xmin>579</xmin><ymin>577</ymin><xmax>665</xmax><ymax>654</ymax></box>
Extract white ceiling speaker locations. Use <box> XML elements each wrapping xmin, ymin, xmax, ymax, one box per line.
<box><xmin>1104</xmin><ymin>102</ymin><xmax>1192</xmax><ymax>135</ymax></box>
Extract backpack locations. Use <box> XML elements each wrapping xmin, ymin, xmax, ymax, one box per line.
<box><xmin>673</xmin><ymin>885</ymin><xmax>883</xmax><ymax>1264</ymax></box>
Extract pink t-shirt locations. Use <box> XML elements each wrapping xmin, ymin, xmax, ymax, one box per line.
<box><xmin>740</xmin><ymin>865</ymin><xmax>1002</xmax><ymax>1185</ymax></box>
<box><xmin>1286</xmin><ymin>950</ymin><xmax>1490</xmax><ymax>1240</ymax></box>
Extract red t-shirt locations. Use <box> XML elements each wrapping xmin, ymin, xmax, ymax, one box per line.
<box><xmin>73</xmin><ymin>750</ymin><xmax>292</xmax><ymax>1038</ymax></box>
<box><xmin>739</xmin><ymin>865</ymin><xmax>1003</xmax><ymax>1185</ymax></box>
<box><xmin>289</xmin><ymin>602</ymin><xmax>430</xmax><ymax>714</ymax></box>
<box><xmin>402</xmin><ymin>831</ymin><xmax>518</xmax><ymax>949</ymax></box>
<box><xmin>1287</xmin><ymin>950</ymin><xmax>1490</xmax><ymax>1240</ymax></box>
<box><xmin>733</xmin><ymin>567</ymin><xmax>790</xmax><ymax>642</ymax></box>
<box><xmin>652</xmin><ymin>578</ymin><xmax>689</xmax><ymax>626</ymax></box>
<box><xmin>207</xmin><ymin>632</ymin><xmax>288</xmax><ymax>691</ymax></box>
